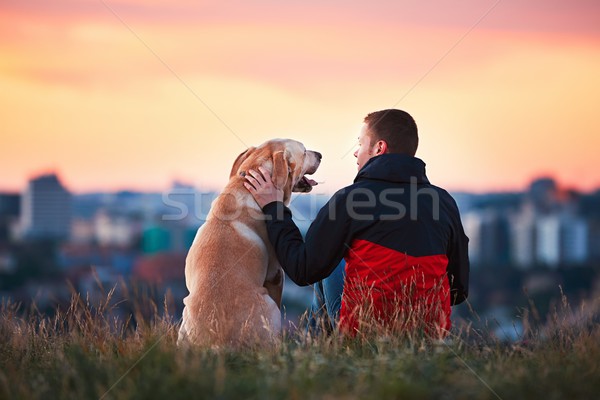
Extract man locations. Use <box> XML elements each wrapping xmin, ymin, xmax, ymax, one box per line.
<box><xmin>244</xmin><ymin>109</ymin><xmax>469</xmax><ymax>337</ymax></box>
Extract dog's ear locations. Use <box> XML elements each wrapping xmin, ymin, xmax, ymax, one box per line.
<box><xmin>230</xmin><ymin>147</ymin><xmax>256</xmax><ymax>178</ymax></box>
<box><xmin>271</xmin><ymin>151</ymin><xmax>290</xmax><ymax>190</ymax></box>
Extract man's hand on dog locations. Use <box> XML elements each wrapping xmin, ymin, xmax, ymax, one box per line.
<box><xmin>244</xmin><ymin>167</ymin><xmax>284</xmax><ymax>208</ymax></box>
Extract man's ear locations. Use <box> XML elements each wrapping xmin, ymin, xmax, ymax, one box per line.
<box><xmin>271</xmin><ymin>151</ymin><xmax>289</xmax><ymax>190</ymax></box>
<box><xmin>230</xmin><ymin>147</ymin><xmax>256</xmax><ymax>178</ymax></box>
<box><xmin>375</xmin><ymin>140</ymin><xmax>388</xmax><ymax>155</ymax></box>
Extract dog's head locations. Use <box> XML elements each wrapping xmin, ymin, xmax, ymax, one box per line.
<box><xmin>230</xmin><ymin>139</ymin><xmax>321</xmax><ymax>203</ymax></box>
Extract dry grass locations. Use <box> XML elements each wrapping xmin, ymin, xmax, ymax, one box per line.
<box><xmin>1</xmin><ymin>282</ymin><xmax>599</xmax><ymax>400</ymax></box>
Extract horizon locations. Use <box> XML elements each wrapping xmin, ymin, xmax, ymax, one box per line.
<box><xmin>1</xmin><ymin>169</ymin><xmax>598</xmax><ymax>197</ymax></box>
<box><xmin>2</xmin><ymin>1</ymin><xmax>600</xmax><ymax>194</ymax></box>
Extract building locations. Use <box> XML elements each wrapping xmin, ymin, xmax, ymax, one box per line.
<box><xmin>162</xmin><ymin>181</ymin><xmax>197</xmax><ymax>223</ymax></box>
<box><xmin>58</xmin><ymin>243</ymin><xmax>138</xmax><ymax>275</ymax></box>
<box><xmin>463</xmin><ymin>209</ymin><xmax>510</xmax><ymax>267</ymax></box>
<box><xmin>94</xmin><ymin>209</ymin><xmax>142</xmax><ymax>248</ymax></box>
<box><xmin>142</xmin><ymin>221</ymin><xmax>198</xmax><ymax>254</ymax></box>
<box><xmin>0</xmin><ymin>250</ymin><xmax>16</xmax><ymax>274</ymax></box>
<box><xmin>0</xmin><ymin>193</ymin><xmax>20</xmax><ymax>217</ymax></box>
<box><xmin>510</xmin><ymin>205</ymin><xmax>537</xmax><ymax>269</ymax></box>
<box><xmin>536</xmin><ymin>213</ymin><xmax>589</xmax><ymax>267</ymax></box>
<box><xmin>0</xmin><ymin>193</ymin><xmax>20</xmax><ymax>244</ymax></box>
<box><xmin>588</xmin><ymin>220</ymin><xmax>600</xmax><ymax>263</ymax></box>
<box><xmin>528</xmin><ymin>177</ymin><xmax>559</xmax><ymax>214</ymax></box>
<box><xmin>559</xmin><ymin>214</ymin><xmax>588</xmax><ymax>265</ymax></box>
<box><xmin>132</xmin><ymin>252</ymin><xmax>186</xmax><ymax>284</ymax></box>
<box><xmin>19</xmin><ymin>174</ymin><xmax>72</xmax><ymax>240</ymax></box>
<box><xmin>70</xmin><ymin>218</ymin><xmax>95</xmax><ymax>245</ymax></box>
<box><xmin>536</xmin><ymin>215</ymin><xmax>561</xmax><ymax>267</ymax></box>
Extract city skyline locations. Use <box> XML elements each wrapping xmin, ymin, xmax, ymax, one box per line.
<box><xmin>2</xmin><ymin>172</ymin><xmax>599</xmax><ymax>269</ymax></box>
<box><xmin>3</xmin><ymin>169</ymin><xmax>600</xmax><ymax>196</ymax></box>
<box><xmin>1</xmin><ymin>1</ymin><xmax>599</xmax><ymax>193</ymax></box>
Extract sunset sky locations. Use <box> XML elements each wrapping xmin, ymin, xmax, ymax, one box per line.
<box><xmin>1</xmin><ymin>0</ymin><xmax>599</xmax><ymax>194</ymax></box>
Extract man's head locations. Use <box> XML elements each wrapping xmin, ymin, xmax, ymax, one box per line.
<box><xmin>354</xmin><ymin>109</ymin><xmax>419</xmax><ymax>171</ymax></box>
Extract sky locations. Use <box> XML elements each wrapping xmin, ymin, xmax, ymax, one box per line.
<box><xmin>1</xmin><ymin>0</ymin><xmax>599</xmax><ymax>195</ymax></box>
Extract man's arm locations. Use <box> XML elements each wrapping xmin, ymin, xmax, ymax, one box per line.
<box><xmin>244</xmin><ymin>167</ymin><xmax>352</xmax><ymax>286</ymax></box>
<box><xmin>262</xmin><ymin>192</ymin><xmax>351</xmax><ymax>286</ymax></box>
<box><xmin>445</xmin><ymin>195</ymin><xmax>470</xmax><ymax>305</ymax></box>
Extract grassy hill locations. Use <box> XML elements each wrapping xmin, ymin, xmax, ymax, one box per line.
<box><xmin>1</xmin><ymin>289</ymin><xmax>599</xmax><ymax>400</ymax></box>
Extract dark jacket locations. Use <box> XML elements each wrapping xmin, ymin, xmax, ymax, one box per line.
<box><xmin>262</xmin><ymin>154</ymin><xmax>470</xmax><ymax>330</ymax></box>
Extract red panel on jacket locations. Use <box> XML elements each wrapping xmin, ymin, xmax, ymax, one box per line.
<box><xmin>339</xmin><ymin>239</ymin><xmax>451</xmax><ymax>337</ymax></box>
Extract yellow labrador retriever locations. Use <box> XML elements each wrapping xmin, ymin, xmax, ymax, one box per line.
<box><xmin>178</xmin><ymin>139</ymin><xmax>321</xmax><ymax>348</ymax></box>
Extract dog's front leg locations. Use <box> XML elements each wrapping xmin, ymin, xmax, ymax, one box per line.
<box><xmin>263</xmin><ymin>266</ymin><xmax>284</xmax><ymax>309</ymax></box>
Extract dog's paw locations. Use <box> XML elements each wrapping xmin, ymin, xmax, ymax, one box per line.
<box><xmin>265</xmin><ymin>267</ymin><xmax>283</xmax><ymax>286</ymax></box>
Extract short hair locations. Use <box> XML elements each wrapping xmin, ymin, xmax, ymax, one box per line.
<box><xmin>364</xmin><ymin>109</ymin><xmax>418</xmax><ymax>156</ymax></box>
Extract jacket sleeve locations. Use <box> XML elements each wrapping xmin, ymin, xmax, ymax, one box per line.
<box><xmin>445</xmin><ymin>196</ymin><xmax>470</xmax><ymax>305</ymax></box>
<box><xmin>261</xmin><ymin>191</ymin><xmax>352</xmax><ymax>286</ymax></box>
